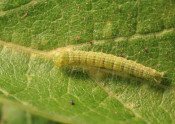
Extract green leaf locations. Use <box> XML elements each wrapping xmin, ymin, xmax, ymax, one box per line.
<box><xmin>0</xmin><ymin>104</ymin><xmax>60</xmax><ymax>124</ymax></box>
<box><xmin>0</xmin><ymin>0</ymin><xmax>175</xmax><ymax>124</ymax></box>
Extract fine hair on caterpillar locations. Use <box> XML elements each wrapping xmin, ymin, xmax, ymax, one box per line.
<box><xmin>53</xmin><ymin>50</ymin><xmax>165</xmax><ymax>83</ymax></box>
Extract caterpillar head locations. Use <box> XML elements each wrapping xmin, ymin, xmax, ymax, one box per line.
<box><xmin>53</xmin><ymin>51</ymin><xmax>69</xmax><ymax>67</ymax></box>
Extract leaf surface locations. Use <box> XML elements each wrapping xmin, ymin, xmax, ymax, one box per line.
<box><xmin>0</xmin><ymin>0</ymin><xmax>175</xmax><ymax>124</ymax></box>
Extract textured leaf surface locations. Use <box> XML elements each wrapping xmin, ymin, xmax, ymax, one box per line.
<box><xmin>0</xmin><ymin>104</ymin><xmax>59</xmax><ymax>124</ymax></box>
<box><xmin>0</xmin><ymin>0</ymin><xmax>175</xmax><ymax>124</ymax></box>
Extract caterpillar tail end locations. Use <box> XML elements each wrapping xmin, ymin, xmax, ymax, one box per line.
<box><xmin>160</xmin><ymin>72</ymin><xmax>172</xmax><ymax>86</ymax></box>
<box><xmin>153</xmin><ymin>72</ymin><xmax>165</xmax><ymax>84</ymax></box>
<box><xmin>154</xmin><ymin>71</ymin><xmax>171</xmax><ymax>86</ymax></box>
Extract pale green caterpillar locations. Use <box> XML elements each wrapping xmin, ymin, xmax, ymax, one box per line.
<box><xmin>53</xmin><ymin>50</ymin><xmax>164</xmax><ymax>83</ymax></box>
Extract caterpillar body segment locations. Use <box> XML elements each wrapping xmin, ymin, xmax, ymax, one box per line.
<box><xmin>53</xmin><ymin>50</ymin><xmax>164</xmax><ymax>83</ymax></box>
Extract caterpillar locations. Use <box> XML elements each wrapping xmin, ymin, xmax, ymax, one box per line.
<box><xmin>53</xmin><ymin>50</ymin><xmax>164</xmax><ymax>83</ymax></box>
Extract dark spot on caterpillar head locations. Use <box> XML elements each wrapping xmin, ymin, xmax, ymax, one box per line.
<box><xmin>70</xmin><ymin>100</ymin><xmax>74</xmax><ymax>105</ymax></box>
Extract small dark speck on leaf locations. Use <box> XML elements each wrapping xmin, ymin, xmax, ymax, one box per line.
<box><xmin>89</xmin><ymin>41</ymin><xmax>93</xmax><ymax>45</ymax></box>
<box><xmin>120</xmin><ymin>43</ymin><xmax>124</xmax><ymax>46</ymax></box>
<box><xmin>77</xmin><ymin>36</ymin><xmax>81</xmax><ymax>40</ymax></box>
<box><xmin>70</xmin><ymin>100</ymin><xmax>74</xmax><ymax>105</ymax></box>
<box><xmin>161</xmin><ymin>24</ymin><xmax>164</xmax><ymax>28</ymax></box>
<box><xmin>118</xmin><ymin>8</ymin><xmax>121</xmax><ymax>13</ymax></box>
<box><xmin>82</xmin><ymin>17</ymin><xmax>86</xmax><ymax>20</ymax></box>
<box><xmin>119</xmin><ymin>52</ymin><xmax>123</xmax><ymax>57</ymax></box>
<box><xmin>144</xmin><ymin>48</ymin><xmax>149</xmax><ymax>53</ymax></box>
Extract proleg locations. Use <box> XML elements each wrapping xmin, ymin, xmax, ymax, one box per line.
<box><xmin>53</xmin><ymin>50</ymin><xmax>164</xmax><ymax>83</ymax></box>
